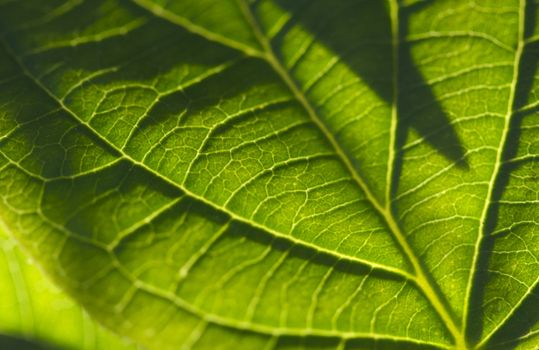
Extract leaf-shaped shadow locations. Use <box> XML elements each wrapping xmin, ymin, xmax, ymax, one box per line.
<box><xmin>273</xmin><ymin>0</ymin><xmax>467</xmax><ymax>167</ymax></box>
<box><xmin>466</xmin><ymin>0</ymin><xmax>539</xmax><ymax>345</ymax></box>
<box><xmin>485</xmin><ymin>283</ymin><xmax>539</xmax><ymax>349</ymax></box>
<box><xmin>498</xmin><ymin>288</ymin><xmax>539</xmax><ymax>350</ymax></box>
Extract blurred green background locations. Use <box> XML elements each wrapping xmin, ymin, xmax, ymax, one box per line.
<box><xmin>0</xmin><ymin>227</ymin><xmax>140</xmax><ymax>350</ymax></box>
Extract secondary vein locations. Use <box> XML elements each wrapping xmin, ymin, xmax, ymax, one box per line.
<box><xmin>467</xmin><ymin>0</ymin><xmax>528</xmax><ymax>347</ymax></box>
<box><xmin>387</xmin><ymin>0</ymin><xmax>400</xmax><ymax>210</ymax></box>
<box><xmin>0</xmin><ymin>36</ymin><xmax>414</xmax><ymax>282</ymax></box>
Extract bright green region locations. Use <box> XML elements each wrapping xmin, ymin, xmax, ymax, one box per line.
<box><xmin>0</xmin><ymin>227</ymin><xmax>140</xmax><ymax>350</ymax></box>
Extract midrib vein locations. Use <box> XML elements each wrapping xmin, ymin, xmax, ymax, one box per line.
<box><xmin>236</xmin><ymin>1</ymin><xmax>465</xmax><ymax>347</ymax></box>
<box><xmin>465</xmin><ymin>0</ymin><xmax>527</xmax><ymax>347</ymax></box>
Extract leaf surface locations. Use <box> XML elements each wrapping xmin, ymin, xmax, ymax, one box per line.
<box><xmin>0</xmin><ymin>0</ymin><xmax>538</xmax><ymax>349</ymax></box>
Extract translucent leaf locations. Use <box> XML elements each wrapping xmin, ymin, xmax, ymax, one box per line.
<box><xmin>0</xmin><ymin>0</ymin><xmax>537</xmax><ymax>349</ymax></box>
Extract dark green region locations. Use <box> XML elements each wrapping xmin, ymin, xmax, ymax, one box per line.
<box><xmin>0</xmin><ymin>334</ymin><xmax>59</xmax><ymax>350</ymax></box>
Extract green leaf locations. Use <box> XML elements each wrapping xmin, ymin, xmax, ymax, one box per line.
<box><xmin>0</xmin><ymin>0</ymin><xmax>537</xmax><ymax>349</ymax></box>
<box><xmin>0</xmin><ymin>227</ymin><xmax>140</xmax><ymax>350</ymax></box>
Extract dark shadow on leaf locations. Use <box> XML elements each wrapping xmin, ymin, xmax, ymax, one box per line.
<box><xmin>0</xmin><ymin>334</ymin><xmax>58</xmax><ymax>350</ymax></box>
<box><xmin>466</xmin><ymin>0</ymin><xmax>539</xmax><ymax>346</ymax></box>
<box><xmin>485</xmin><ymin>284</ymin><xmax>539</xmax><ymax>349</ymax></box>
<box><xmin>273</xmin><ymin>0</ymin><xmax>467</xmax><ymax>167</ymax></box>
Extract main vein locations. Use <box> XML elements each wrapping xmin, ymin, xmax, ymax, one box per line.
<box><xmin>465</xmin><ymin>0</ymin><xmax>527</xmax><ymax>347</ymax></box>
<box><xmin>235</xmin><ymin>0</ymin><xmax>465</xmax><ymax>347</ymax></box>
